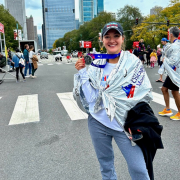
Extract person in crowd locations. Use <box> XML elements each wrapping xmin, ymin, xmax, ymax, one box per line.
<box><xmin>133</xmin><ymin>45</ymin><xmax>139</xmax><ymax>57</ymax></box>
<box><xmin>7</xmin><ymin>54</ymin><xmax>15</xmax><ymax>72</ymax></box>
<box><xmin>157</xmin><ymin>45</ymin><xmax>162</xmax><ymax>67</ymax></box>
<box><xmin>156</xmin><ymin>38</ymin><xmax>170</xmax><ymax>83</ymax></box>
<box><xmin>7</xmin><ymin>48</ymin><xmax>14</xmax><ymax>71</ymax></box>
<box><xmin>74</xmin><ymin>22</ymin><xmax>163</xmax><ymax>180</ymax></box>
<box><xmin>139</xmin><ymin>39</ymin><xmax>144</xmax><ymax>48</ymax></box>
<box><xmin>159</xmin><ymin>27</ymin><xmax>180</xmax><ymax>120</ymax></box>
<box><xmin>12</xmin><ymin>49</ymin><xmax>25</xmax><ymax>82</ymax></box>
<box><xmin>146</xmin><ymin>45</ymin><xmax>152</xmax><ymax>68</ymax></box>
<box><xmin>139</xmin><ymin>43</ymin><xmax>145</xmax><ymax>64</ymax></box>
<box><xmin>23</xmin><ymin>44</ymin><xmax>32</xmax><ymax>77</ymax></box>
<box><xmin>29</xmin><ymin>45</ymin><xmax>38</xmax><ymax>78</ymax></box>
<box><xmin>150</xmin><ymin>49</ymin><xmax>157</xmax><ymax>68</ymax></box>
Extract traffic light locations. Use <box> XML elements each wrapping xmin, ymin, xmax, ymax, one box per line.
<box><xmin>135</xmin><ymin>18</ymin><xmax>138</xmax><ymax>25</ymax></box>
<box><xmin>167</xmin><ymin>20</ymin><xmax>170</xmax><ymax>26</ymax></box>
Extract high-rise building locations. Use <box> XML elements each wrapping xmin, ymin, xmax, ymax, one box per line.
<box><xmin>79</xmin><ymin>0</ymin><xmax>104</xmax><ymax>23</ymax></box>
<box><xmin>26</xmin><ymin>16</ymin><xmax>35</xmax><ymax>40</ymax></box>
<box><xmin>42</xmin><ymin>24</ymin><xmax>46</xmax><ymax>49</ymax></box>
<box><xmin>150</xmin><ymin>6</ymin><xmax>163</xmax><ymax>15</ymax></box>
<box><xmin>37</xmin><ymin>34</ymin><xmax>42</xmax><ymax>50</ymax></box>
<box><xmin>5</xmin><ymin>0</ymin><xmax>27</xmax><ymax>39</ymax></box>
<box><xmin>97</xmin><ymin>0</ymin><xmax>104</xmax><ymax>14</ymax></box>
<box><xmin>42</xmin><ymin>0</ymin><xmax>76</xmax><ymax>49</ymax></box>
<box><xmin>34</xmin><ymin>26</ymin><xmax>38</xmax><ymax>43</ymax></box>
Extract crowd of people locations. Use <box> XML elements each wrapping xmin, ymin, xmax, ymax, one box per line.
<box><xmin>132</xmin><ymin>39</ymin><xmax>164</xmax><ymax>69</ymax></box>
<box><xmin>4</xmin><ymin>44</ymin><xmax>38</xmax><ymax>83</ymax></box>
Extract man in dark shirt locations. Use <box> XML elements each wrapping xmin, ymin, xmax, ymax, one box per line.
<box><xmin>146</xmin><ymin>45</ymin><xmax>152</xmax><ymax>68</ymax></box>
<box><xmin>133</xmin><ymin>45</ymin><xmax>139</xmax><ymax>57</ymax></box>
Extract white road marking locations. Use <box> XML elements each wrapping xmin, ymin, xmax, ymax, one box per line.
<box><xmin>57</xmin><ymin>92</ymin><xmax>88</xmax><ymax>120</ymax></box>
<box><xmin>152</xmin><ymin>92</ymin><xmax>178</xmax><ymax>111</ymax></box>
<box><xmin>38</xmin><ymin>64</ymin><xmax>43</xmax><ymax>66</ymax></box>
<box><xmin>47</xmin><ymin>64</ymin><xmax>53</xmax><ymax>65</ymax></box>
<box><xmin>0</xmin><ymin>97</ymin><xmax>2</xmax><ymax>99</ymax></box>
<box><xmin>9</xmin><ymin>94</ymin><xmax>40</xmax><ymax>125</ymax></box>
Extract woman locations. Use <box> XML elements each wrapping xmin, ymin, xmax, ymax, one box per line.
<box><xmin>29</xmin><ymin>45</ymin><xmax>38</xmax><ymax>78</ymax></box>
<box><xmin>74</xmin><ymin>22</ymin><xmax>162</xmax><ymax>180</ymax></box>
<box><xmin>12</xmin><ymin>49</ymin><xmax>25</xmax><ymax>82</ymax></box>
<box><xmin>157</xmin><ymin>44</ymin><xmax>162</xmax><ymax>67</ymax></box>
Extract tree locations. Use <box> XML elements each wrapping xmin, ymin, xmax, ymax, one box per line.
<box><xmin>54</xmin><ymin>12</ymin><xmax>116</xmax><ymax>52</ymax></box>
<box><xmin>131</xmin><ymin>1</ymin><xmax>180</xmax><ymax>48</ymax></box>
<box><xmin>0</xmin><ymin>5</ymin><xmax>22</xmax><ymax>50</ymax></box>
<box><xmin>117</xmin><ymin>5</ymin><xmax>143</xmax><ymax>49</ymax></box>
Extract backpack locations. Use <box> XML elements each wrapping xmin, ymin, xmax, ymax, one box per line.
<box><xmin>16</xmin><ymin>54</ymin><xmax>25</xmax><ymax>67</ymax></box>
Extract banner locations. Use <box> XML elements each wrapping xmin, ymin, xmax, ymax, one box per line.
<box><xmin>0</xmin><ymin>23</ymin><xmax>4</xmax><ymax>33</ymax></box>
<box><xmin>13</xmin><ymin>29</ymin><xmax>22</xmax><ymax>40</ymax></box>
<box><xmin>5</xmin><ymin>45</ymin><xmax>8</xmax><ymax>59</ymax></box>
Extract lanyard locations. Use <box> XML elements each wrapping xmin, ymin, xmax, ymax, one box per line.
<box><xmin>90</xmin><ymin>52</ymin><xmax>121</xmax><ymax>68</ymax></box>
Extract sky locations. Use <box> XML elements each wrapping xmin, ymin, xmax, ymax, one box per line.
<box><xmin>0</xmin><ymin>0</ymin><xmax>170</xmax><ymax>35</ymax></box>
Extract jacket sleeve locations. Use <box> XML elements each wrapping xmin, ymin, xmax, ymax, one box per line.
<box><xmin>23</xmin><ymin>50</ymin><xmax>29</xmax><ymax>62</ymax></box>
<box><xmin>78</xmin><ymin>67</ymin><xmax>99</xmax><ymax>103</ymax></box>
<box><xmin>164</xmin><ymin>47</ymin><xmax>180</xmax><ymax>66</ymax></box>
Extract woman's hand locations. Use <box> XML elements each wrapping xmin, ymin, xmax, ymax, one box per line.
<box><xmin>75</xmin><ymin>58</ymin><xmax>85</xmax><ymax>71</ymax></box>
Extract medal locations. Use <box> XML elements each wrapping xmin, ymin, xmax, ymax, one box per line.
<box><xmin>83</xmin><ymin>52</ymin><xmax>121</xmax><ymax>68</ymax></box>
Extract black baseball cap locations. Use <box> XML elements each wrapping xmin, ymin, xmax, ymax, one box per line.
<box><xmin>101</xmin><ymin>22</ymin><xmax>123</xmax><ymax>38</ymax></box>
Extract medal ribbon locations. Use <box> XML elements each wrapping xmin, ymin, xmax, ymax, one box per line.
<box><xmin>89</xmin><ymin>52</ymin><xmax>121</xmax><ymax>68</ymax></box>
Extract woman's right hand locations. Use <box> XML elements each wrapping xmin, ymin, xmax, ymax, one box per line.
<box><xmin>75</xmin><ymin>58</ymin><xmax>86</xmax><ymax>71</ymax></box>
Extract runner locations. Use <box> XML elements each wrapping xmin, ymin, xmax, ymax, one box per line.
<box><xmin>156</xmin><ymin>38</ymin><xmax>170</xmax><ymax>83</ymax></box>
<box><xmin>74</xmin><ymin>22</ymin><xmax>163</xmax><ymax>180</ymax></box>
<box><xmin>159</xmin><ymin>27</ymin><xmax>180</xmax><ymax>120</ymax></box>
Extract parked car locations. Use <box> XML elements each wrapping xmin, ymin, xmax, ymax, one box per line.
<box><xmin>72</xmin><ymin>51</ymin><xmax>78</xmax><ymax>57</ymax></box>
<box><xmin>54</xmin><ymin>53</ymin><xmax>62</xmax><ymax>61</ymax></box>
<box><xmin>40</xmin><ymin>52</ymin><xmax>48</xmax><ymax>59</ymax></box>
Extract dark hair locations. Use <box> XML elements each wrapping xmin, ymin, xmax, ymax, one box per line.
<box><xmin>16</xmin><ymin>48</ymin><xmax>20</xmax><ymax>52</ymax></box>
<box><xmin>29</xmin><ymin>45</ymin><xmax>34</xmax><ymax>49</ymax></box>
<box><xmin>24</xmin><ymin>44</ymin><xmax>29</xmax><ymax>49</ymax></box>
<box><xmin>169</xmin><ymin>27</ymin><xmax>180</xmax><ymax>38</ymax></box>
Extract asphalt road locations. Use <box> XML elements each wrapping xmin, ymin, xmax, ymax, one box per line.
<box><xmin>0</xmin><ymin>55</ymin><xmax>179</xmax><ymax>180</ymax></box>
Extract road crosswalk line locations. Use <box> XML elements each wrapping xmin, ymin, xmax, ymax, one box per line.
<box><xmin>9</xmin><ymin>94</ymin><xmax>40</xmax><ymax>125</ymax></box>
<box><xmin>57</xmin><ymin>92</ymin><xmax>88</xmax><ymax>120</ymax></box>
<box><xmin>152</xmin><ymin>92</ymin><xmax>178</xmax><ymax>111</ymax></box>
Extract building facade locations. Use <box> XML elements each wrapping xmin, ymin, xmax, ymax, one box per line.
<box><xmin>34</xmin><ymin>26</ymin><xmax>38</xmax><ymax>43</ymax></box>
<box><xmin>26</xmin><ymin>16</ymin><xmax>35</xmax><ymax>40</ymax></box>
<box><xmin>5</xmin><ymin>0</ymin><xmax>27</xmax><ymax>40</ymax></box>
<box><xmin>79</xmin><ymin>0</ymin><xmax>104</xmax><ymax>23</ymax></box>
<box><xmin>37</xmin><ymin>34</ymin><xmax>42</xmax><ymax>50</ymax></box>
<box><xmin>42</xmin><ymin>0</ymin><xmax>76</xmax><ymax>49</ymax></box>
<box><xmin>97</xmin><ymin>0</ymin><xmax>104</xmax><ymax>14</ymax></box>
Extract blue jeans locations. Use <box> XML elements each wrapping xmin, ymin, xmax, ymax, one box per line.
<box><xmin>24</xmin><ymin>62</ymin><xmax>32</xmax><ymax>76</ymax></box>
<box><xmin>88</xmin><ymin>114</ymin><xmax>150</xmax><ymax>180</ymax></box>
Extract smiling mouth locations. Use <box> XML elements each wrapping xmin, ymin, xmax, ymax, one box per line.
<box><xmin>108</xmin><ymin>44</ymin><xmax>117</xmax><ymax>47</ymax></box>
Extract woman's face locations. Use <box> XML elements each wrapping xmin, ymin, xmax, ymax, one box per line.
<box><xmin>103</xmin><ymin>29</ymin><xmax>124</xmax><ymax>54</ymax></box>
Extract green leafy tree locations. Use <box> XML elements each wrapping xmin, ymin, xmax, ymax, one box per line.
<box><xmin>131</xmin><ymin>1</ymin><xmax>180</xmax><ymax>48</ymax></box>
<box><xmin>0</xmin><ymin>5</ymin><xmax>22</xmax><ymax>50</ymax></box>
<box><xmin>117</xmin><ymin>5</ymin><xmax>143</xmax><ymax>50</ymax></box>
<box><xmin>54</xmin><ymin>12</ymin><xmax>116</xmax><ymax>52</ymax></box>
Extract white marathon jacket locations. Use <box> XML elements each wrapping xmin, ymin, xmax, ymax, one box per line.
<box><xmin>73</xmin><ymin>51</ymin><xmax>153</xmax><ymax>127</ymax></box>
<box><xmin>163</xmin><ymin>39</ymin><xmax>180</xmax><ymax>87</ymax></box>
